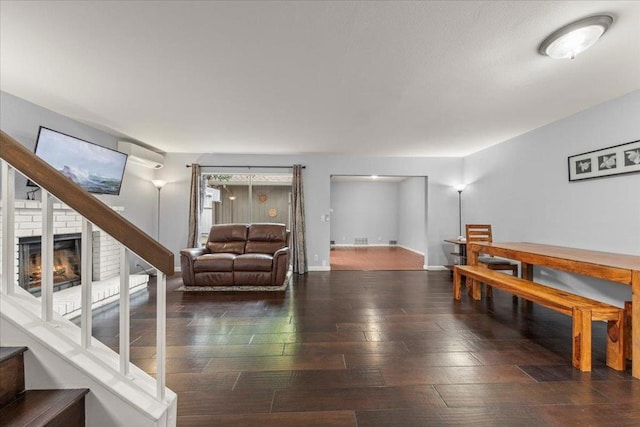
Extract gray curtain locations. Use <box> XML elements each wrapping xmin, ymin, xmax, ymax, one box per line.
<box><xmin>187</xmin><ymin>163</ymin><xmax>202</xmax><ymax>248</ymax></box>
<box><xmin>291</xmin><ymin>164</ymin><xmax>308</xmax><ymax>274</ymax></box>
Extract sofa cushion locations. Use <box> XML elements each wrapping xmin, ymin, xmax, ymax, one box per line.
<box><xmin>193</xmin><ymin>272</ymin><xmax>234</xmax><ymax>286</ymax></box>
<box><xmin>233</xmin><ymin>271</ymin><xmax>273</xmax><ymax>286</ymax></box>
<box><xmin>206</xmin><ymin>224</ymin><xmax>248</xmax><ymax>254</ymax></box>
<box><xmin>194</xmin><ymin>253</ymin><xmax>236</xmax><ymax>272</ymax></box>
<box><xmin>234</xmin><ymin>253</ymin><xmax>273</xmax><ymax>272</ymax></box>
<box><xmin>245</xmin><ymin>223</ymin><xmax>287</xmax><ymax>254</ymax></box>
<box><xmin>207</xmin><ymin>241</ymin><xmax>246</xmax><ymax>255</ymax></box>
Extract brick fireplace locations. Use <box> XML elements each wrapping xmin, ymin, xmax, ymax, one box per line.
<box><xmin>6</xmin><ymin>200</ymin><xmax>123</xmax><ymax>282</ymax></box>
<box><xmin>1</xmin><ymin>200</ymin><xmax>148</xmax><ymax>318</ymax></box>
<box><xmin>18</xmin><ymin>233</ymin><xmax>82</xmax><ymax>295</ymax></box>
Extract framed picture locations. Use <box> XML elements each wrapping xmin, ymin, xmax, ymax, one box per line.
<box><xmin>568</xmin><ymin>139</ymin><xmax>640</xmax><ymax>182</ymax></box>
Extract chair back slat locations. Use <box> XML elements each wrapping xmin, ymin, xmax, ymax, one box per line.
<box><xmin>466</xmin><ymin>224</ymin><xmax>494</xmax><ymax>243</ymax></box>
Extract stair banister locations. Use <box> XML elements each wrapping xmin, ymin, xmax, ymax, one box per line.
<box><xmin>1</xmin><ymin>129</ymin><xmax>173</xmax><ymax>403</ymax></box>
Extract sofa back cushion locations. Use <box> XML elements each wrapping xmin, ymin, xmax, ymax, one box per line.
<box><xmin>206</xmin><ymin>224</ymin><xmax>248</xmax><ymax>255</ymax></box>
<box><xmin>245</xmin><ymin>223</ymin><xmax>288</xmax><ymax>255</ymax></box>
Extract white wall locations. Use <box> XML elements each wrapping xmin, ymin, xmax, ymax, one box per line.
<box><xmin>463</xmin><ymin>90</ymin><xmax>640</xmax><ymax>306</ymax></box>
<box><xmin>398</xmin><ymin>176</ymin><xmax>427</xmax><ymax>259</ymax></box>
<box><xmin>330</xmin><ymin>180</ymin><xmax>400</xmax><ymax>245</ymax></box>
<box><xmin>1</xmin><ymin>91</ymin><xmax>158</xmax><ymax>270</ymax></box>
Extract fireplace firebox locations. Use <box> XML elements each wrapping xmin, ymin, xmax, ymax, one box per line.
<box><xmin>18</xmin><ymin>233</ymin><xmax>82</xmax><ymax>296</ymax></box>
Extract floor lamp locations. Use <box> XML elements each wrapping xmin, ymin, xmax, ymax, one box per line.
<box><xmin>455</xmin><ymin>184</ymin><xmax>466</xmax><ymax>240</ymax></box>
<box><xmin>152</xmin><ymin>180</ymin><xmax>166</xmax><ymax>241</ymax></box>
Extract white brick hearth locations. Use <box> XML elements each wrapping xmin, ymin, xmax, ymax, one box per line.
<box><xmin>1</xmin><ymin>199</ymin><xmax>149</xmax><ymax>318</ymax></box>
<box><xmin>53</xmin><ymin>273</ymin><xmax>149</xmax><ymax>319</ymax></box>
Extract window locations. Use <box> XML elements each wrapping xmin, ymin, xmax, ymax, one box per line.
<box><xmin>200</xmin><ymin>173</ymin><xmax>292</xmax><ymax>243</ymax></box>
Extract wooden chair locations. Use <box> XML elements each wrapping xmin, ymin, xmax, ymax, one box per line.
<box><xmin>465</xmin><ymin>224</ymin><xmax>518</xmax><ymax>297</ymax></box>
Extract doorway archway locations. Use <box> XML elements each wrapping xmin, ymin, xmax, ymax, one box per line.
<box><xmin>329</xmin><ymin>175</ymin><xmax>427</xmax><ymax>270</ymax></box>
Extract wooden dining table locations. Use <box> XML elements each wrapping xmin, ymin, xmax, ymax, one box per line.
<box><xmin>466</xmin><ymin>241</ymin><xmax>640</xmax><ymax>378</ymax></box>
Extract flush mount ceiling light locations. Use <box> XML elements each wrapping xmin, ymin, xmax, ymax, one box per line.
<box><xmin>539</xmin><ymin>15</ymin><xmax>613</xmax><ymax>59</ymax></box>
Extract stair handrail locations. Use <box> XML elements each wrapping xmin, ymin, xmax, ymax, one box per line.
<box><xmin>0</xmin><ymin>130</ymin><xmax>173</xmax><ymax>275</ymax></box>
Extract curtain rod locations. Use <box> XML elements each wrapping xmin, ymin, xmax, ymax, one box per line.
<box><xmin>186</xmin><ymin>164</ymin><xmax>305</xmax><ymax>169</ymax></box>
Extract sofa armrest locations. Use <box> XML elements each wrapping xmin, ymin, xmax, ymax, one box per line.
<box><xmin>272</xmin><ymin>246</ymin><xmax>290</xmax><ymax>286</ymax></box>
<box><xmin>180</xmin><ymin>248</ymin><xmax>207</xmax><ymax>286</ymax></box>
<box><xmin>181</xmin><ymin>247</ymin><xmax>206</xmax><ymax>260</ymax></box>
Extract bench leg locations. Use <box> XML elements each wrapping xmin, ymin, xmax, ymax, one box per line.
<box><xmin>606</xmin><ymin>309</ymin><xmax>625</xmax><ymax>371</ymax></box>
<box><xmin>453</xmin><ymin>268</ymin><xmax>462</xmax><ymax>300</ymax></box>
<box><xmin>511</xmin><ymin>265</ymin><xmax>518</xmax><ymax>303</ymax></box>
<box><xmin>471</xmin><ymin>279</ymin><xmax>481</xmax><ymax>300</ymax></box>
<box><xmin>625</xmin><ymin>301</ymin><xmax>632</xmax><ymax>361</ymax></box>
<box><xmin>572</xmin><ymin>307</ymin><xmax>592</xmax><ymax>372</ymax></box>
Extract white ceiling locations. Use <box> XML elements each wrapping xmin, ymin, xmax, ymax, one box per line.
<box><xmin>1</xmin><ymin>1</ymin><xmax>639</xmax><ymax>157</ymax></box>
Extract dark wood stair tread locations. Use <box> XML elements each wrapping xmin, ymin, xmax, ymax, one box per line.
<box><xmin>0</xmin><ymin>347</ymin><xmax>28</xmax><ymax>409</ymax></box>
<box><xmin>0</xmin><ymin>347</ymin><xmax>28</xmax><ymax>364</ymax></box>
<box><xmin>0</xmin><ymin>389</ymin><xmax>89</xmax><ymax>427</ymax></box>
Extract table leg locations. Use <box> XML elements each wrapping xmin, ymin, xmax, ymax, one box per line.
<box><xmin>520</xmin><ymin>263</ymin><xmax>534</xmax><ymax>308</ymax></box>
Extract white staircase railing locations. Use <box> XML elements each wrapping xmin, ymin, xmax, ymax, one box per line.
<box><xmin>1</xmin><ymin>130</ymin><xmax>173</xmax><ymax>416</ymax></box>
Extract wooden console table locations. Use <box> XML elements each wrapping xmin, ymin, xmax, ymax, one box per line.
<box><xmin>467</xmin><ymin>242</ymin><xmax>640</xmax><ymax>378</ymax></box>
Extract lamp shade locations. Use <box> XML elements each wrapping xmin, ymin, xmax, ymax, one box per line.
<box><xmin>152</xmin><ymin>179</ymin><xmax>167</xmax><ymax>189</ymax></box>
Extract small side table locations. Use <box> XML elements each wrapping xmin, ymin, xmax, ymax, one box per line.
<box><xmin>444</xmin><ymin>238</ymin><xmax>467</xmax><ymax>272</ymax></box>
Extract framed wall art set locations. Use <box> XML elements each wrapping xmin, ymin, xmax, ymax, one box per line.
<box><xmin>568</xmin><ymin>139</ymin><xmax>640</xmax><ymax>182</ymax></box>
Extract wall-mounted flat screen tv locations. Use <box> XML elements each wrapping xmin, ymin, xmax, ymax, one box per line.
<box><xmin>32</xmin><ymin>127</ymin><xmax>128</xmax><ymax>195</ymax></box>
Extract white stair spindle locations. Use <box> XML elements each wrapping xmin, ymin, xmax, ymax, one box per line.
<box><xmin>81</xmin><ymin>218</ymin><xmax>93</xmax><ymax>348</ymax></box>
<box><xmin>41</xmin><ymin>190</ymin><xmax>54</xmax><ymax>321</ymax></box>
<box><xmin>119</xmin><ymin>245</ymin><xmax>130</xmax><ymax>376</ymax></box>
<box><xmin>1</xmin><ymin>161</ymin><xmax>16</xmax><ymax>295</ymax></box>
<box><xmin>156</xmin><ymin>270</ymin><xmax>166</xmax><ymax>400</ymax></box>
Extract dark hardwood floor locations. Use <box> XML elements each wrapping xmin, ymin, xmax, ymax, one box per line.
<box><xmin>84</xmin><ymin>271</ymin><xmax>638</xmax><ymax>426</ymax></box>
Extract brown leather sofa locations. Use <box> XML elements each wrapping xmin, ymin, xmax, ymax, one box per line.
<box><xmin>180</xmin><ymin>223</ymin><xmax>290</xmax><ymax>287</ymax></box>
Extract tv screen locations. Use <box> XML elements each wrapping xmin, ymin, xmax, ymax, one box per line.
<box><xmin>32</xmin><ymin>127</ymin><xmax>128</xmax><ymax>195</ymax></box>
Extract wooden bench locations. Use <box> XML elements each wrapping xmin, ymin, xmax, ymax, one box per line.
<box><xmin>453</xmin><ymin>265</ymin><xmax>625</xmax><ymax>372</ymax></box>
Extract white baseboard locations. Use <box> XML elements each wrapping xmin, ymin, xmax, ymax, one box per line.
<box><xmin>427</xmin><ymin>266</ymin><xmax>448</xmax><ymax>271</ymax></box>
<box><xmin>397</xmin><ymin>245</ymin><xmax>425</xmax><ymax>256</ymax></box>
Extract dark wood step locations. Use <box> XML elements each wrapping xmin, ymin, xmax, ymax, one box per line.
<box><xmin>0</xmin><ymin>347</ymin><xmax>28</xmax><ymax>364</ymax></box>
<box><xmin>0</xmin><ymin>347</ymin><xmax>28</xmax><ymax>408</ymax></box>
<box><xmin>0</xmin><ymin>389</ymin><xmax>89</xmax><ymax>427</ymax></box>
